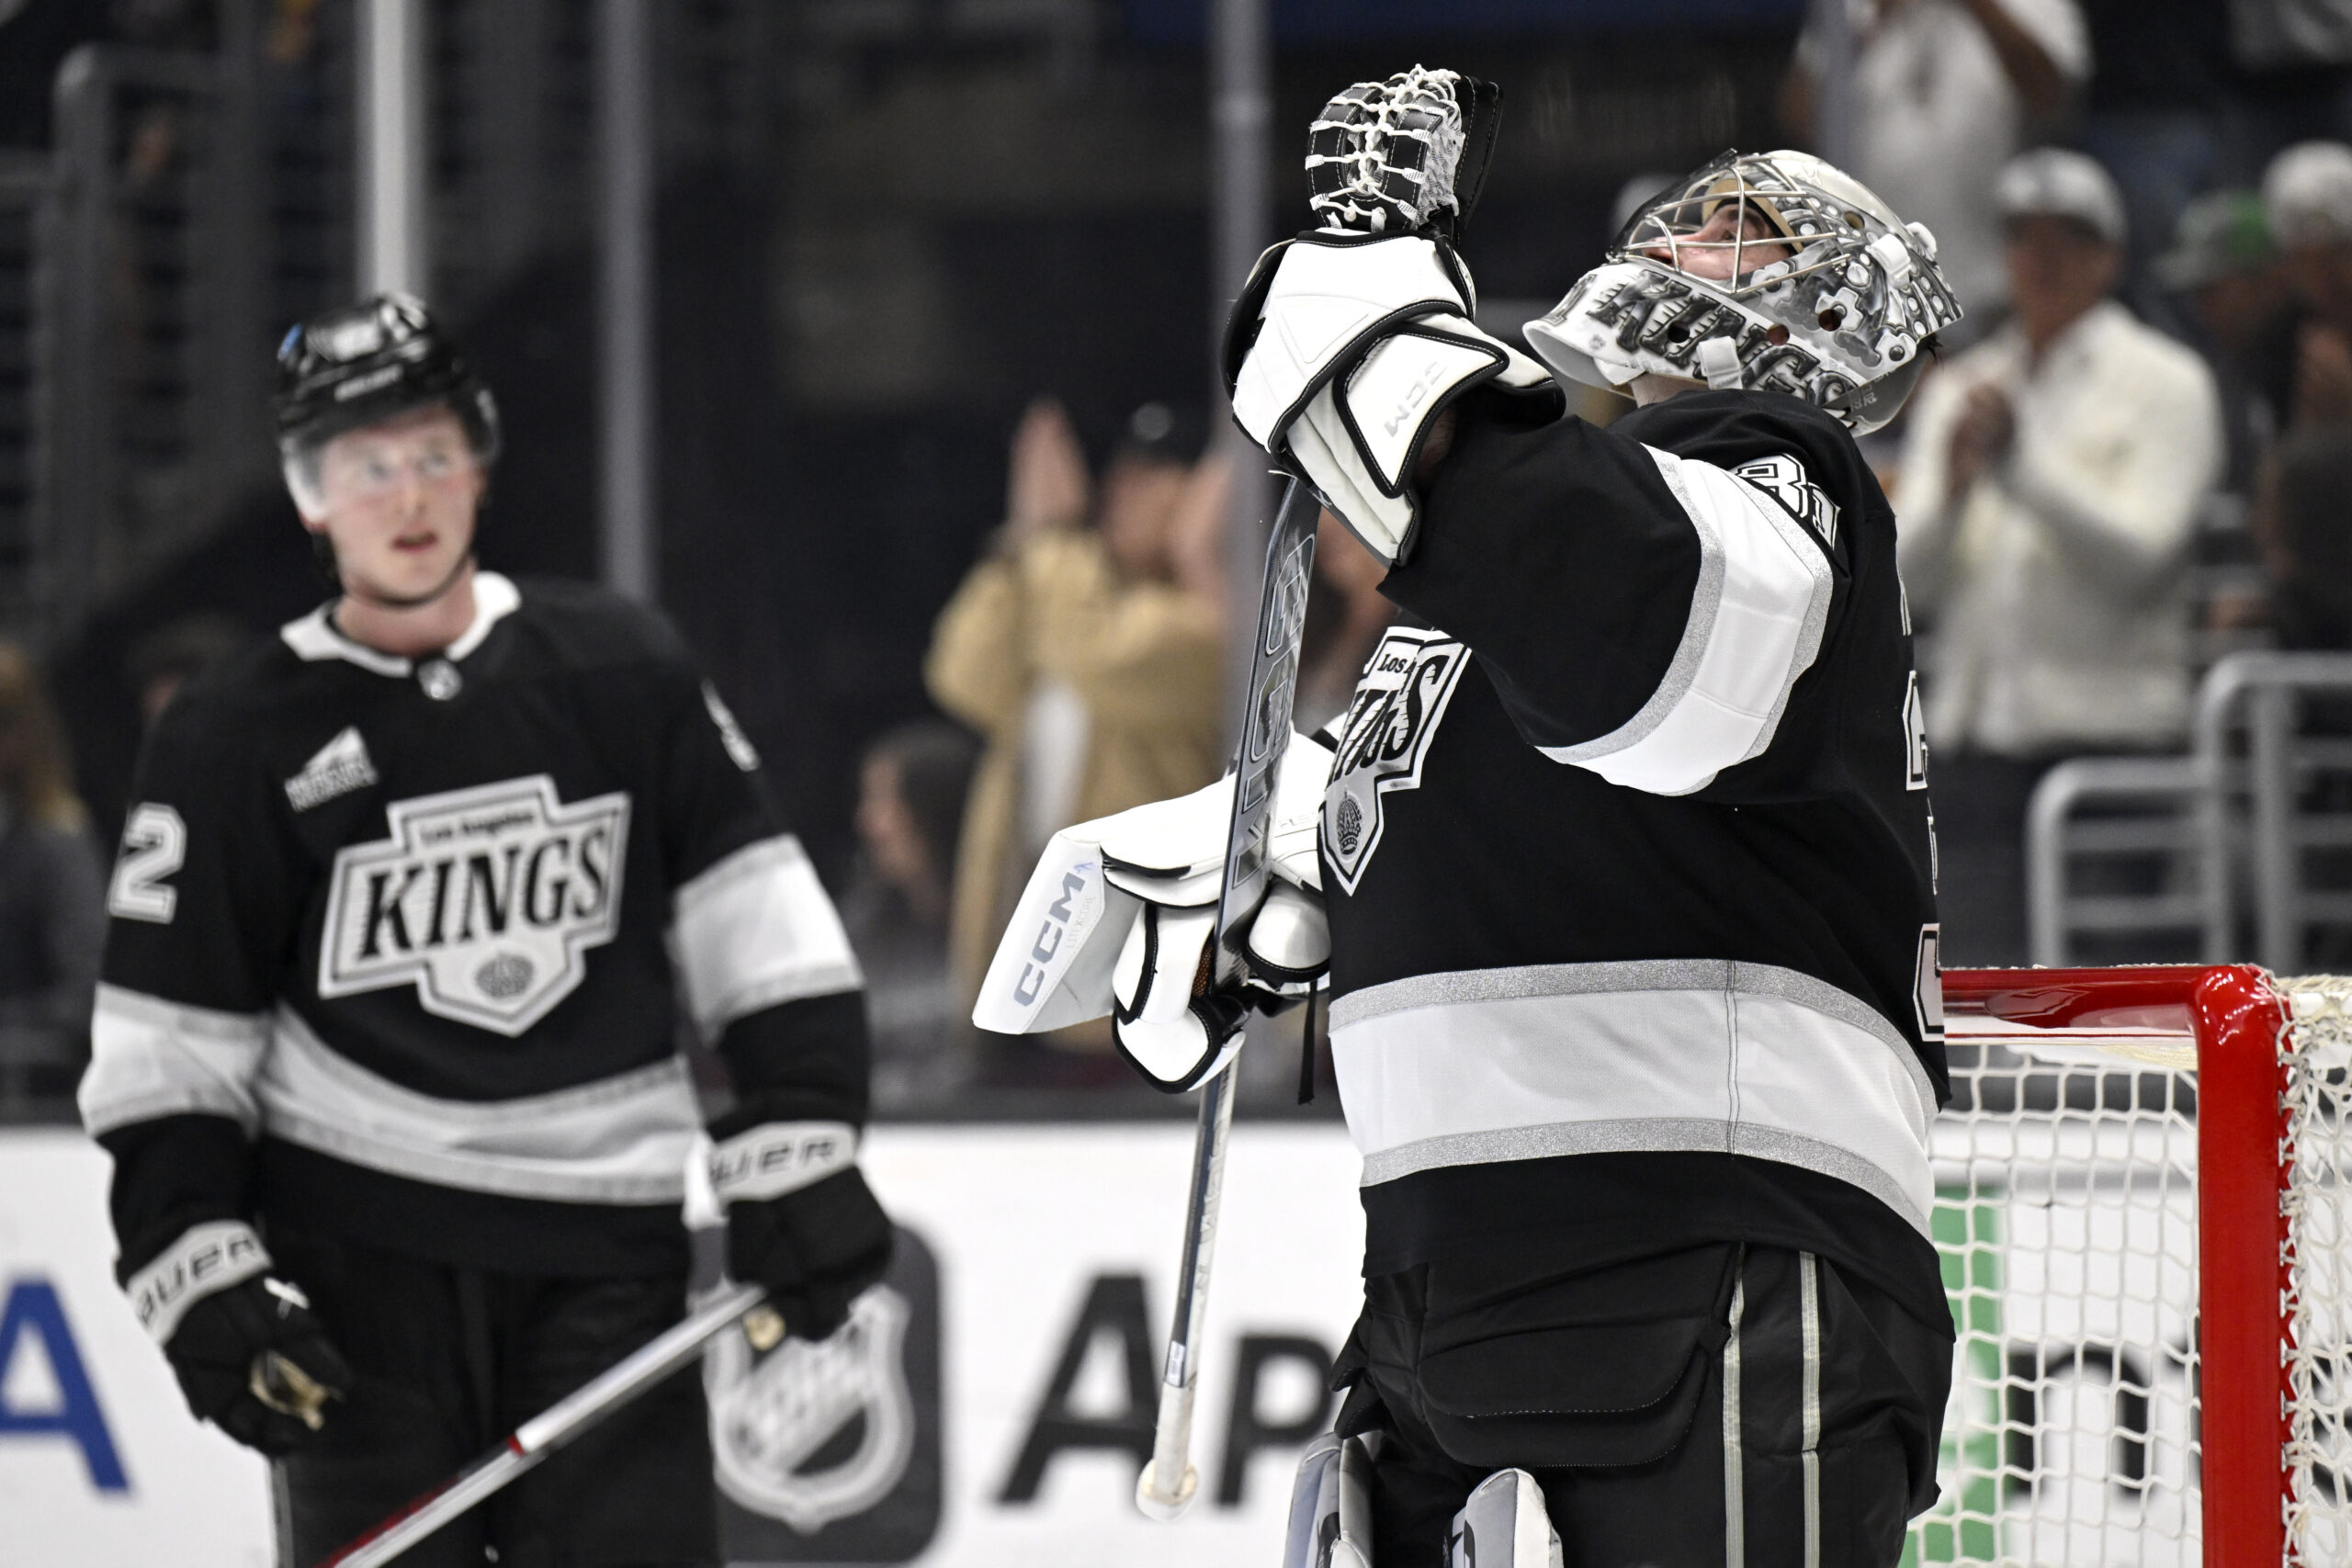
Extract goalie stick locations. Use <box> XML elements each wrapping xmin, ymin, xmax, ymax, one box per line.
<box><xmin>1136</xmin><ymin>64</ymin><xmax>1502</xmax><ymax>1523</ymax></box>
<box><xmin>1136</xmin><ymin>475</ymin><xmax>1316</xmax><ymax>1520</ymax></box>
<box><xmin>313</xmin><ymin>1283</ymin><xmax>779</xmax><ymax>1567</ymax></box>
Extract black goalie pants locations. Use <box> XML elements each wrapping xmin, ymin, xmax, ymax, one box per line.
<box><xmin>1333</xmin><ymin>1243</ymin><xmax>1952</xmax><ymax>1568</ymax></box>
<box><xmin>266</xmin><ymin>1225</ymin><xmax>718</xmax><ymax>1568</ymax></box>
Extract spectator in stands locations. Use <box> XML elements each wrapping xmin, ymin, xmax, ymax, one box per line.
<box><xmin>926</xmin><ymin>398</ymin><xmax>1228</xmax><ymax>1077</ymax></box>
<box><xmin>0</xmin><ymin>645</ymin><xmax>105</xmax><ymax>1117</ymax></box>
<box><xmin>2074</xmin><ymin>0</ymin><xmax>2237</xmax><ymax>331</ymax></box>
<box><xmin>2264</xmin><ymin>141</ymin><xmax>2352</xmax><ymax>430</ymax></box>
<box><xmin>842</xmin><ymin>719</ymin><xmax>981</xmax><ymax>1110</ymax></box>
<box><xmin>1781</xmin><ymin>0</ymin><xmax>2088</xmax><ymax>329</ymax></box>
<box><xmin>1897</xmin><ymin>149</ymin><xmax>2224</xmax><ymax>964</ymax></box>
<box><xmin>2253</xmin><ymin>429</ymin><xmax>2352</xmax><ymax>650</ymax></box>
<box><xmin>2160</xmin><ymin>190</ymin><xmax>2295</xmax><ymax>490</ymax></box>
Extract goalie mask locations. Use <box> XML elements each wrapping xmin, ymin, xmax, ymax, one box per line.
<box><xmin>1525</xmin><ymin>150</ymin><xmax>1961</xmax><ymax>434</ymax></box>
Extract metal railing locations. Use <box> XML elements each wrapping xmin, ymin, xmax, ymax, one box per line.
<box><xmin>2027</xmin><ymin>652</ymin><xmax>2352</xmax><ymax>969</ymax></box>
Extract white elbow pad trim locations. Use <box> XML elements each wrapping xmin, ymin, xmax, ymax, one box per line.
<box><xmin>1540</xmin><ymin>446</ymin><xmax>1832</xmax><ymax>795</ymax></box>
<box><xmin>80</xmin><ymin>984</ymin><xmax>271</xmax><ymax>1137</ymax></box>
<box><xmin>707</xmin><ymin>1121</ymin><xmax>860</xmax><ymax>1205</ymax></box>
<box><xmin>671</xmin><ymin>835</ymin><xmax>864</xmax><ymax>1037</ymax></box>
<box><xmin>125</xmin><ymin>1220</ymin><xmax>271</xmax><ymax>1346</ymax></box>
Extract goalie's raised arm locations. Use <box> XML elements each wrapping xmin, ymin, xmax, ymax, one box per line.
<box><xmin>1222</xmin><ymin>69</ymin><xmax>1562</xmax><ymax>566</ymax></box>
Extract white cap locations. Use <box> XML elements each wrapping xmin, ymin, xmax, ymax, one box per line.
<box><xmin>2265</xmin><ymin>141</ymin><xmax>2352</xmax><ymax>248</ymax></box>
<box><xmin>1996</xmin><ymin>148</ymin><xmax>2127</xmax><ymax>246</ymax></box>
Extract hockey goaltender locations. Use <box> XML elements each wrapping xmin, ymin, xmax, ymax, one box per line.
<box><xmin>982</xmin><ymin>71</ymin><xmax>1964</xmax><ymax>1567</ymax></box>
<box><xmin>78</xmin><ymin>294</ymin><xmax>894</xmax><ymax>1565</ymax></box>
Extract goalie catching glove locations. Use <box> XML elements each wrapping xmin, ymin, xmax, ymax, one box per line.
<box><xmin>973</xmin><ymin>734</ymin><xmax>1333</xmax><ymax>1092</ymax></box>
<box><xmin>1225</xmin><ymin>68</ymin><xmax>1561</xmax><ymax>566</ymax></box>
<box><xmin>123</xmin><ymin>1220</ymin><xmax>352</xmax><ymax>1454</ymax></box>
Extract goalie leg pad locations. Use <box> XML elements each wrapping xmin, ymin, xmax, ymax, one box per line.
<box><xmin>1443</xmin><ymin>1469</ymin><xmax>1563</xmax><ymax>1568</ymax></box>
<box><xmin>1283</xmin><ymin>1432</ymin><xmax>1376</xmax><ymax>1568</ymax></box>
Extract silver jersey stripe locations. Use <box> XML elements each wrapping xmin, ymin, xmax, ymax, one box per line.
<box><xmin>1329</xmin><ymin>958</ymin><xmax>1937</xmax><ymax>1110</ymax></box>
<box><xmin>671</xmin><ymin>833</ymin><xmax>863</xmax><ymax>1038</ymax></box>
<box><xmin>81</xmin><ymin>983</ymin><xmax>273</xmax><ymax>1136</ymax></box>
<box><xmin>255</xmin><ymin>1007</ymin><xmax>700</xmax><ymax>1203</ymax></box>
<box><xmin>1330</xmin><ymin>966</ymin><xmax>1935</xmax><ymax>1234</ymax></box>
<box><xmin>1539</xmin><ymin>447</ymin><xmax>1834</xmax><ymax>796</ymax></box>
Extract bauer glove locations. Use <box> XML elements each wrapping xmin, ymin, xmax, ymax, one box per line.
<box><xmin>126</xmin><ymin>1221</ymin><xmax>351</xmax><ymax>1455</ymax></box>
<box><xmin>1224</xmin><ymin>68</ymin><xmax>1560</xmax><ymax>567</ymax></box>
<box><xmin>973</xmin><ymin>733</ymin><xmax>1333</xmax><ymax>1092</ymax></box>
<box><xmin>707</xmin><ymin>1115</ymin><xmax>893</xmax><ymax>1342</ymax></box>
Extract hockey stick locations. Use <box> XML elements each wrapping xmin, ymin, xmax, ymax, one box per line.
<box><xmin>1136</xmin><ymin>476</ymin><xmax>1317</xmax><ymax>1520</ymax></box>
<box><xmin>313</xmin><ymin>1282</ymin><xmax>778</xmax><ymax>1567</ymax></box>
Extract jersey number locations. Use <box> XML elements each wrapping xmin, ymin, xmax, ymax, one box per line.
<box><xmin>108</xmin><ymin>804</ymin><xmax>186</xmax><ymax>924</ymax></box>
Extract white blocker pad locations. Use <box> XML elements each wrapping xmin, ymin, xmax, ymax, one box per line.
<box><xmin>973</xmin><ymin>734</ymin><xmax>1333</xmax><ymax>1036</ymax></box>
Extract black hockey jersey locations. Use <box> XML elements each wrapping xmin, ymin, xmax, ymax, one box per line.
<box><xmin>1323</xmin><ymin>389</ymin><xmax>1948</xmax><ymax>1327</ymax></box>
<box><xmin>81</xmin><ymin>573</ymin><xmax>869</xmax><ymax>1279</ymax></box>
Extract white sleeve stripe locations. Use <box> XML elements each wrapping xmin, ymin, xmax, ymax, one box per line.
<box><xmin>671</xmin><ymin>834</ymin><xmax>864</xmax><ymax>1037</ymax></box>
<box><xmin>1539</xmin><ymin>446</ymin><xmax>1833</xmax><ymax>795</ymax></box>
<box><xmin>78</xmin><ymin>983</ymin><xmax>270</xmax><ymax>1137</ymax></box>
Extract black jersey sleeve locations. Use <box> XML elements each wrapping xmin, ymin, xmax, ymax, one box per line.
<box><xmin>1381</xmin><ymin>390</ymin><xmax>1858</xmax><ymax>801</ymax></box>
<box><xmin>657</xmin><ymin>665</ymin><xmax>870</xmax><ymax>1126</ymax></box>
<box><xmin>82</xmin><ymin>692</ymin><xmax>303</xmax><ymax>1271</ymax></box>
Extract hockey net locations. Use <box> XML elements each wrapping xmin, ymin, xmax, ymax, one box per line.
<box><xmin>1908</xmin><ymin>965</ymin><xmax>2352</xmax><ymax>1567</ymax></box>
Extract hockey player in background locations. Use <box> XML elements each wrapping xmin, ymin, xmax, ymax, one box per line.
<box><xmin>79</xmin><ymin>294</ymin><xmax>891</xmax><ymax>1566</ymax></box>
<box><xmin>980</xmin><ymin>74</ymin><xmax>1961</xmax><ymax>1568</ymax></box>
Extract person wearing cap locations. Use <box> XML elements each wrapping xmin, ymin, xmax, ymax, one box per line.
<box><xmin>1896</xmin><ymin>148</ymin><xmax>2223</xmax><ymax>965</ymax></box>
<box><xmin>924</xmin><ymin>398</ymin><xmax>1230</xmax><ymax>1074</ymax></box>
<box><xmin>1780</xmin><ymin>0</ymin><xmax>2088</xmax><ymax>328</ymax></box>
<box><xmin>2264</xmin><ymin>141</ymin><xmax>2352</xmax><ymax>430</ymax></box>
<box><xmin>2156</xmin><ymin>190</ymin><xmax>2294</xmax><ymax>492</ymax></box>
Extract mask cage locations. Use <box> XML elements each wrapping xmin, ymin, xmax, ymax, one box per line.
<box><xmin>1611</xmin><ymin>153</ymin><xmax>1873</xmax><ymax>302</ymax></box>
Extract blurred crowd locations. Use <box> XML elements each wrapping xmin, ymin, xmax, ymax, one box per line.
<box><xmin>17</xmin><ymin>0</ymin><xmax>2352</xmax><ymax>1113</ymax></box>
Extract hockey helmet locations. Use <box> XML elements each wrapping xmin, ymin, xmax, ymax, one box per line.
<box><xmin>273</xmin><ymin>292</ymin><xmax>500</xmax><ymax>467</ymax></box>
<box><xmin>1524</xmin><ymin>150</ymin><xmax>1961</xmax><ymax>434</ymax></box>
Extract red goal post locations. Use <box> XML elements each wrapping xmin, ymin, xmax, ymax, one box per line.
<box><xmin>1928</xmin><ymin>964</ymin><xmax>2352</xmax><ymax>1566</ymax></box>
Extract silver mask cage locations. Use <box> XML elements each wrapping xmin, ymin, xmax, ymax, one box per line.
<box><xmin>1529</xmin><ymin>150</ymin><xmax>1962</xmax><ymax>433</ymax></box>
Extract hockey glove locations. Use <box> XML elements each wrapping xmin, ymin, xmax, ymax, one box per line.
<box><xmin>971</xmin><ymin>732</ymin><xmax>1334</xmax><ymax>1059</ymax></box>
<box><xmin>1224</xmin><ymin>69</ymin><xmax>1560</xmax><ymax>567</ymax></box>
<box><xmin>126</xmin><ymin>1221</ymin><xmax>351</xmax><ymax>1455</ymax></box>
<box><xmin>708</xmin><ymin>1117</ymin><xmax>893</xmax><ymax>1342</ymax></box>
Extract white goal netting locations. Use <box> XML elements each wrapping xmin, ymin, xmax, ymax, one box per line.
<box><xmin>1904</xmin><ymin>974</ymin><xmax>2352</xmax><ymax>1567</ymax></box>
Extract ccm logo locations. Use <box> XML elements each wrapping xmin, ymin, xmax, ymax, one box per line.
<box><xmin>1012</xmin><ymin>867</ymin><xmax>1091</xmax><ymax>1006</ymax></box>
<box><xmin>1384</xmin><ymin>357</ymin><xmax>1447</xmax><ymax>437</ymax></box>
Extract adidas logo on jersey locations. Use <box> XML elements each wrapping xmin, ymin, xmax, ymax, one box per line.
<box><xmin>317</xmin><ymin>774</ymin><xmax>628</xmax><ymax>1035</ymax></box>
<box><xmin>284</xmin><ymin>727</ymin><xmax>379</xmax><ymax>812</ymax></box>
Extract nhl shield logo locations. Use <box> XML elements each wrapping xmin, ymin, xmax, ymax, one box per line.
<box><xmin>318</xmin><ymin>774</ymin><xmax>629</xmax><ymax>1035</ymax></box>
<box><xmin>709</xmin><ymin>1285</ymin><xmax>918</xmax><ymax>1535</ymax></box>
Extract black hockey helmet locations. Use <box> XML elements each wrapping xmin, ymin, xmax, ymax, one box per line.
<box><xmin>273</xmin><ymin>292</ymin><xmax>500</xmax><ymax>464</ymax></box>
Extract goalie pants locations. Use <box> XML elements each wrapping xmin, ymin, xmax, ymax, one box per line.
<box><xmin>266</xmin><ymin>1225</ymin><xmax>718</xmax><ymax>1568</ymax></box>
<box><xmin>1332</xmin><ymin>1242</ymin><xmax>1951</xmax><ymax>1568</ymax></box>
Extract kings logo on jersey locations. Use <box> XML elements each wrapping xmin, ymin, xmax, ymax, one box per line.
<box><xmin>318</xmin><ymin>774</ymin><xmax>628</xmax><ymax>1034</ymax></box>
<box><xmin>1323</xmin><ymin>627</ymin><xmax>1471</xmax><ymax>895</ymax></box>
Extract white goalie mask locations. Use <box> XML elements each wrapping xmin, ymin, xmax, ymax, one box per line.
<box><xmin>1525</xmin><ymin>149</ymin><xmax>1962</xmax><ymax>434</ymax></box>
